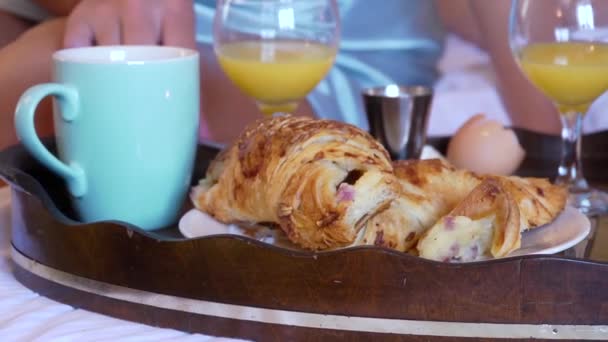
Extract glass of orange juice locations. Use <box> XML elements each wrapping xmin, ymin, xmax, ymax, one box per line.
<box><xmin>213</xmin><ymin>0</ymin><xmax>340</xmax><ymax>116</ymax></box>
<box><xmin>510</xmin><ymin>0</ymin><xmax>608</xmax><ymax>214</ymax></box>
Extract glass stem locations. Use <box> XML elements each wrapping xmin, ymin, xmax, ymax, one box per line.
<box><xmin>556</xmin><ymin>113</ymin><xmax>589</xmax><ymax>193</ymax></box>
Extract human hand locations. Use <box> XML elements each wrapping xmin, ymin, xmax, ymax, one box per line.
<box><xmin>63</xmin><ymin>0</ymin><xmax>195</xmax><ymax>49</ymax></box>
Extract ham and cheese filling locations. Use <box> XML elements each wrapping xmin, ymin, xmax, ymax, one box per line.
<box><xmin>417</xmin><ymin>215</ymin><xmax>494</xmax><ymax>262</ymax></box>
<box><xmin>336</xmin><ymin>183</ymin><xmax>356</xmax><ymax>202</ymax></box>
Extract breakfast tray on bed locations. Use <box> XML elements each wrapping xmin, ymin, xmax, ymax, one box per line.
<box><xmin>1</xmin><ymin>131</ymin><xmax>607</xmax><ymax>341</ymax></box>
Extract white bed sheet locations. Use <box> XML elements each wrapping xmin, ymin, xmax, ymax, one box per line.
<box><xmin>0</xmin><ymin>187</ymin><xmax>243</xmax><ymax>341</ymax></box>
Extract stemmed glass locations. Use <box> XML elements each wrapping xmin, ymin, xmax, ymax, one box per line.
<box><xmin>510</xmin><ymin>0</ymin><xmax>608</xmax><ymax>214</ymax></box>
<box><xmin>213</xmin><ymin>0</ymin><xmax>340</xmax><ymax>116</ymax></box>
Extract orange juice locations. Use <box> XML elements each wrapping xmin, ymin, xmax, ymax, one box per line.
<box><xmin>216</xmin><ymin>40</ymin><xmax>336</xmax><ymax>115</ymax></box>
<box><xmin>519</xmin><ymin>42</ymin><xmax>608</xmax><ymax>114</ymax></box>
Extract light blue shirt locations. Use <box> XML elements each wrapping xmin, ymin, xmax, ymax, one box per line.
<box><xmin>194</xmin><ymin>0</ymin><xmax>444</xmax><ymax>130</ymax></box>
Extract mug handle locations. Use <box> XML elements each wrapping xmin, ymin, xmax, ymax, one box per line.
<box><xmin>14</xmin><ymin>84</ymin><xmax>87</xmax><ymax>197</ymax></box>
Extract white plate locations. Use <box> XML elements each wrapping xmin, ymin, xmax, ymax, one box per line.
<box><xmin>179</xmin><ymin>206</ymin><xmax>591</xmax><ymax>258</ymax></box>
<box><xmin>509</xmin><ymin>206</ymin><xmax>590</xmax><ymax>257</ymax></box>
<box><xmin>178</xmin><ymin>209</ymin><xmax>298</xmax><ymax>249</ymax></box>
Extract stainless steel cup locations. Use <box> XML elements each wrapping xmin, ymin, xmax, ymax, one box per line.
<box><xmin>362</xmin><ymin>85</ymin><xmax>433</xmax><ymax>160</ymax></box>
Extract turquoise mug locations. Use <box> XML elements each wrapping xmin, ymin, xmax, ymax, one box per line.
<box><xmin>14</xmin><ymin>46</ymin><xmax>199</xmax><ymax>230</ymax></box>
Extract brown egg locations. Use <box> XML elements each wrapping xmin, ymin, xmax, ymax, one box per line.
<box><xmin>446</xmin><ymin>114</ymin><xmax>526</xmax><ymax>175</ymax></box>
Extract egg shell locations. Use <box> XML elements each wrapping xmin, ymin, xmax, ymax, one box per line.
<box><xmin>446</xmin><ymin>114</ymin><xmax>526</xmax><ymax>175</ymax></box>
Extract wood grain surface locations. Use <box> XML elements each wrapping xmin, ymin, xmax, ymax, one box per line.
<box><xmin>12</xmin><ymin>263</ymin><xmax>555</xmax><ymax>342</ymax></box>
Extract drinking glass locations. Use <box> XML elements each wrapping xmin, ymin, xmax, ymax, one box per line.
<box><xmin>510</xmin><ymin>0</ymin><xmax>608</xmax><ymax>214</ymax></box>
<box><xmin>213</xmin><ymin>0</ymin><xmax>340</xmax><ymax>116</ymax></box>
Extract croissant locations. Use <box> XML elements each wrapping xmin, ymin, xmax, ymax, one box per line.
<box><xmin>191</xmin><ymin>115</ymin><xmax>399</xmax><ymax>250</ymax></box>
<box><xmin>417</xmin><ymin>177</ymin><xmax>521</xmax><ymax>261</ymax></box>
<box><xmin>359</xmin><ymin>159</ymin><xmax>567</xmax><ymax>261</ymax></box>
<box><xmin>358</xmin><ymin>159</ymin><xmax>482</xmax><ymax>251</ymax></box>
<box><xmin>416</xmin><ymin>176</ymin><xmax>566</xmax><ymax>262</ymax></box>
<box><xmin>418</xmin><ymin>177</ymin><xmax>567</xmax><ymax>261</ymax></box>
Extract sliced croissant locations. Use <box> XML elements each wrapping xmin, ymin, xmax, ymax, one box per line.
<box><xmin>191</xmin><ymin>115</ymin><xmax>399</xmax><ymax>250</ymax></box>
<box><xmin>417</xmin><ymin>176</ymin><xmax>568</xmax><ymax>262</ymax></box>
<box><xmin>358</xmin><ymin>159</ymin><xmax>567</xmax><ymax>258</ymax></box>
<box><xmin>499</xmin><ymin>175</ymin><xmax>568</xmax><ymax>229</ymax></box>
<box><xmin>358</xmin><ymin>159</ymin><xmax>482</xmax><ymax>251</ymax></box>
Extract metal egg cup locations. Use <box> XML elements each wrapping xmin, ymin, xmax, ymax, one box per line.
<box><xmin>363</xmin><ymin>85</ymin><xmax>433</xmax><ymax>160</ymax></box>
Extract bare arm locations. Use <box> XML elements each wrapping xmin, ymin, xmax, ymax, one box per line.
<box><xmin>435</xmin><ymin>0</ymin><xmax>485</xmax><ymax>49</ymax></box>
<box><xmin>436</xmin><ymin>0</ymin><xmax>561</xmax><ymax>134</ymax></box>
<box><xmin>0</xmin><ymin>10</ymin><xmax>31</xmax><ymax>47</ymax></box>
<box><xmin>469</xmin><ymin>0</ymin><xmax>560</xmax><ymax>134</ymax></box>
<box><xmin>32</xmin><ymin>0</ymin><xmax>80</xmax><ymax>16</ymax></box>
<box><xmin>0</xmin><ymin>19</ymin><xmax>66</xmax><ymax>151</ymax></box>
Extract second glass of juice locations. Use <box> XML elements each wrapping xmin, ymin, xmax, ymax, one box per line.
<box><xmin>510</xmin><ymin>0</ymin><xmax>608</xmax><ymax>214</ymax></box>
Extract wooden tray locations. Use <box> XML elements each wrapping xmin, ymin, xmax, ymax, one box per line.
<box><xmin>1</xmin><ymin>132</ymin><xmax>608</xmax><ymax>341</ymax></box>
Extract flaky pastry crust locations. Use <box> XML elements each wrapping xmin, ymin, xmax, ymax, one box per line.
<box><xmin>191</xmin><ymin>116</ymin><xmax>567</xmax><ymax>260</ymax></box>
<box><xmin>191</xmin><ymin>115</ymin><xmax>399</xmax><ymax>250</ymax></box>
<box><xmin>360</xmin><ymin>159</ymin><xmax>567</xmax><ymax>260</ymax></box>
